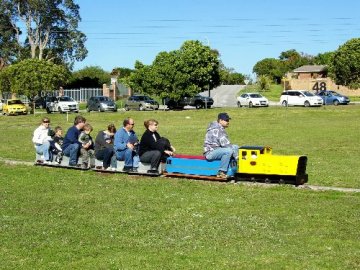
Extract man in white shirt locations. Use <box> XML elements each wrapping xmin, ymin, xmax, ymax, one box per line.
<box><xmin>32</xmin><ymin>117</ymin><xmax>52</xmax><ymax>163</ymax></box>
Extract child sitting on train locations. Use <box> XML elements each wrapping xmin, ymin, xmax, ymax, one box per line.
<box><xmin>49</xmin><ymin>126</ymin><xmax>64</xmax><ymax>164</ymax></box>
<box><xmin>78</xmin><ymin>123</ymin><xmax>95</xmax><ymax>169</ymax></box>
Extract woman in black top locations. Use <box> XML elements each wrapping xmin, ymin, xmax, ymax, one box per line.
<box><xmin>139</xmin><ymin>119</ymin><xmax>175</xmax><ymax>173</ymax></box>
<box><xmin>94</xmin><ymin>123</ymin><xmax>116</xmax><ymax>169</ymax></box>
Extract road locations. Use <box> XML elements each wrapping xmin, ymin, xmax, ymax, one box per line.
<box><xmin>199</xmin><ymin>85</ymin><xmax>245</xmax><ymax>108</ymax></box>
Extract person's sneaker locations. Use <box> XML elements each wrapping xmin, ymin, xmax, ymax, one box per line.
<box><xmin>122</xmin><ymin>166</ymin><xmax>132</xmax><ymax>172</ymax></box>
<box><xmin>216</xmin><ymin>171</ymin><xmax>228</xmax><ymax>179</ymax></box>
<box><xmin>43</xmin><ymin>160</ymin><xmax>51</xmax><ymax>165</ymax></box>
<box><xmin>55</xmin><ymin>153</ymin><xmax>63</xmax><ymax>164</ymax></box>
<box><xmin>131</xmin><ymin>167</ymin><xmax>138</xmax><ymax>173</ymax></box>
<box><xmin>147</xmin><ymin>169</ymin><xmax>159</xmax><ymax>174</ymax></box>
<box><xmin>81</xmin><ymin>163</ymin><xmax>88</xmax><ymax>169</ymax></box>
<box><xmin>68</xmin><ymin>163</ymin><xmax>77</xmax><ymax>167</ymax></box>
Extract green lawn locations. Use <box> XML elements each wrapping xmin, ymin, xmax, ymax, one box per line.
<box><xmin>0</xmin><ymin>106</ymin><xmax>359</xmax><ymax>269</ymax></box>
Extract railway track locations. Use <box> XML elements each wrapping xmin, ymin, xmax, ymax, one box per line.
<box><xmin>1</xmin><ymin>158</ymin><xmax>359</xmax><ymax>193</ymax></box>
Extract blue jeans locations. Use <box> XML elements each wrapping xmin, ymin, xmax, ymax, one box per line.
<box><xmin>205</xmin><ymin>145</ymin><xmax>239</xmax><ymax>172</ymax></box>
<box><xmin>63</xmin><ymin>143</ymin><xmax>80</xmax><ymax>165</ymax></box>
<box><xmin>35</xmin><ymin>141</ymin><xmax>51</xmax><ymax>161</ymax></box>
<box><xmin>116</xmin><ymin>148</ymin><xmax>139</xmax><ymax>168</ymax></box>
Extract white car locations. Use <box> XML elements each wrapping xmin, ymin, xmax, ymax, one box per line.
<box><xmin>280</xmin><ymin>90</ymin><xmax>323</xmax><ymax>107</ymax></box>
<box><xmin>46</xmin><ymin>96</ymin><xmax>79</xmax><ymax>113</ymax></box>
<box><xmin>0</xmin><ymin>99</ymin><xmax>3</xmax><ymax>111</ymax></box>
<box><xmin>237</xmin><ymin>93</ymin><xmax>269</xmax><ymax>107</ymax></box>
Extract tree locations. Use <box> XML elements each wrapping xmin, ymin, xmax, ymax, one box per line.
<box><xmin>219</xmin><ymin>64</ymin><xmax>245</xmax><ymax>84</ymax></box>
<box><xmin>112</xmin><ymin>67</ymin><xmax>134</xmax><ymax>79</ymax></box>
<box><xmin>253</xmin><ymin>58</ymin><xmax>285</xmax><ymax>84</ymax></box>
<box><xmin>0</xmin><ymin>0</ymin><xmax>87</xmax><ymax>68</ymax></box>
<box><xmin>253</xmin><ymin>50</ymin><xmax>314</xmax><ymax>83</ymax></box>
<box><xmin>256</xmin><ymin>75</ymin><xmax>272</xmax><ymax>91</ymax></box>
<box><xmin>66</xmin><ymin>66</ymin><xmax>110</xmax><ymax>88</ymax></box>
<box><xmin>330</xmin><ymin>38</ymin><xmax>360</xmax><ymax>89</ymax></box>
<box><xmin>313</xmin><ymin>51</ymin><xmax>334</xmax><ymax>66</ymax></box>
<box><xmin>0</xmin><ymin>4</ymin><xmax>20</xmax><ymax>70</ymax></box>
<box><xmin>0</xmin><ymin>59</ymin><xmax>69</xmax><ymax>100</ymax></box>
<box><xmin>279</xmin><ymin>49</ymin><xmax>314</xmax><ymax>71</ymax></box>
<box><xmin>126</xmin><ymin>40</ymin><xmax>221</xmax><ymax>100</ymax></box>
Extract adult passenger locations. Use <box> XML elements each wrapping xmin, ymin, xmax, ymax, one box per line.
<box><xmin>203</xmin><ymin>113</ymin><xmax>239</xmax><ymax>179</ymax></box>
<box><xmin>32</xmin><ymin>117</ymin><xmax>52</xmax><ymax>164</ymax></box>
<box><xmin>138</xmin><ymin>119</ymin><xmax>175</xmax><ymax>174</ymax></box>
<box><xmin>94</xmin><ymin>123</ymin><xmax>117</xmax><ymax>170</ymax></box>
<box><xmin>114</xmin><ymin>118</ymin><xmax>140</xmax><ymax>172</ymax></box>
<box><xmin>62</xmin><ymin>115</ymin><xmax>86</xmax><ymax>166</ymax></box>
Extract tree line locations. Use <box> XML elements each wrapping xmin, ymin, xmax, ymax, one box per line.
<box><xmin>0</xmin><ymin>0</ymin><xmax>359</xmax><ymax>102</ymax></box>
<box><xmin>253</xmin><ymin>39</ymin><xmax>360</xmax><ymax>90</ymax></box>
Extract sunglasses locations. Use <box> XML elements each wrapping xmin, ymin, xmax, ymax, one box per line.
<box><xmin>43</xmin><ymin>121</ymin><xmax>50</xmax><ymax>123</ymax></box>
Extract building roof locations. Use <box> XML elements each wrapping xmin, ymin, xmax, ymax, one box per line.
<box><xmin>293</xmin><ymin>65</ymin><xmax>327</xmax><ymax>73</ymax></box>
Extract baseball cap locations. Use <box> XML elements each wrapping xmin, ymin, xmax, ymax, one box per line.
<box><xmin>218</xmin><ymin>112</ymin><xmax>231</xmax><ymax>121</ymax></box>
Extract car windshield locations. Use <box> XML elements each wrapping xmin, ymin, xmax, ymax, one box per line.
<box><xmin>303</xmin><ymin>91</ymin><xmax>315</xmax><ymax>97</ymax></box>
<box><xmin>59</xmin><ymin>96</ymin><xmax>74</xmax><ymax>102</ymax></box>
<box><xmin>8</xmin><ymin>100</ymin><xmax>23</xmax><ymax>105</ymax></box>
<box><xmin>138</xmin><ymin>96</ymin><xmax>152</xmax><ymax>101</ymax></box>
<box><xmin>99</xmin><ymin>97</ymin><xmax>110</xmax><ymax>101</ymax></box>
<box><xmin>330</xmin><ymin>91</ymin><xmax>342</xmax><ymax>96</ymax></box>
<box><xmin>249</xmin><ymin>94</ymin><xmax>262</xmax><ymax>98</ymax></box>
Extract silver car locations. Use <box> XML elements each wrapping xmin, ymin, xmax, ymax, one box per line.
<box><xmin>86</xmin><ymin>96</ymin><xmax>117</xmax><ymax>112</ymax></box>
<box><xmin>125</xmin><ymin>95</ymin><xmax>159</xmax><ymax>111</ymax></box>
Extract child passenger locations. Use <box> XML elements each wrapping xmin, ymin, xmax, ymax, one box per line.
<box><xmin>49</xmin><ymin>126</ymin><xmax>64</xmax><ymax>163</ymax></box>
<box><xmin>78</xmin><ymin>123</ymin><xmax>95</xmax><ymax>169</ymax></box>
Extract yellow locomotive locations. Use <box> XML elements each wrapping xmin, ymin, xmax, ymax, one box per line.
<box><xmin>236</xmin><ymin>146</ymin><xmax>308</xmax><ymax>185</ymax></box>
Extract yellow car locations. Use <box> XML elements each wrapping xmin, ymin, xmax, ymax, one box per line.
<box><xmin>2</xmin><ymin>99</ymin><xmax>28</xmax><ymax>115</ymax></box>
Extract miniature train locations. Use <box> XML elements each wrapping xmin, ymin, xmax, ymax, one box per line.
<box><xmin>35</xmin><ymin>146</ymin><xmax>308</xmax><ymax>185</ymax></box>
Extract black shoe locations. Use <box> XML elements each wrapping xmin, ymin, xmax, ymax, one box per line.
<box><xmin>131</xmin><ymin>168</ymin><xmax>138</xmax><ymax>173</ymax></box>
<box><xmin>147</xmin><ymin>169</ymin><xmax>159</xmax><ymax>174</ymax></box>
<box><xmin>123</xmin><ymin>166</ymin><xmax>132</xmax><ymax>172</ymax></box>
<box><xmin>69</xmin><ymin>163</ymin><xmax>77</xmax><ymax>167</ymax></box>
<box><xmin>81</xmin><ymin>163</ymin><xmax>88</xmax><ymax>169</ymax></box>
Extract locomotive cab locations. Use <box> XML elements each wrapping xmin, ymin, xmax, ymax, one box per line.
<box><xmin>237</xmin><ymin>146</ymin><xmax>308</xmax><ymax>185</ymax></box>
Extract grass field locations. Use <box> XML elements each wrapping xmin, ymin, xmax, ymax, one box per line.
<box><xmin>1</xmin><ymin>106</ymin><xmax>359</xmax><ymax>269</ymax></box>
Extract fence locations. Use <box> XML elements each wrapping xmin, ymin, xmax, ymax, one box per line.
<box><xmin>53</xmin><ymin>88</ymin><xmax>103</xmax><ymax>102</ymax></box>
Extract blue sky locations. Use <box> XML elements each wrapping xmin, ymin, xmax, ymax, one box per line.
<box><xmin>74</xmin><ymin>0</ymin><xmax>360</xmax><ymax>76</ymax></box>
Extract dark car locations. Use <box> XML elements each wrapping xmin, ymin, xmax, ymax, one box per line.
<box><xmin>316</xmin><ymin>90</ymin><xmax>350</xmax><ymax>105</ymax></box>
<box><xmin>33</xmin><ymin>97</ymin><xmax>46</xmax><ymax>109</ymax></box>
<box><xmin>86</xmin><ymin>96</ymin><xmax>117</xmax><ymax>112</ymax></box>
<box><xmin>164</xmin><ymin>94</ymin><xmax>214</xmax><ymax>110</ymax></box>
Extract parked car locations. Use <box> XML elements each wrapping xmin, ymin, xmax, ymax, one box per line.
<box><xmin>33</xmin><ymin>97</ymin><xmax>46</xmax><ymax>109</ymax></box>
<box><xmin>2</xmin><ymin>99</ymin><xmax>28</xmax><ymax>115</ymax></box>
<box><xmin>46</xmin><ymin>96</ymin><xmax>79</xmax><ymax>114</ymax></box>
<box><xmin>125</xmin><ymin>95</ymin><xmax>159</xmax><ymax>111</ymax></box>
<box><xmin>280</xmin><ymin>90</ymin><xmax>323</xmax><ymax>107</ymax></box>
<box><xmin>164</xmin><ymin>94</ymin><xmax>214</xmax><ymax>110</ymax></box>
<box><xmin>316</xmin><ymin>90</ymin><xmax>350</xmax><ymax>105</ymax></box>
<box><xmin>237</xmin><ymin>93</ymin><xmax>269</xmax><ymax>107</ymax></box>
<box><xmin>86</xmin><ymin>96</ymin><xmax>117</xmax><ymax>112</ymax></box>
